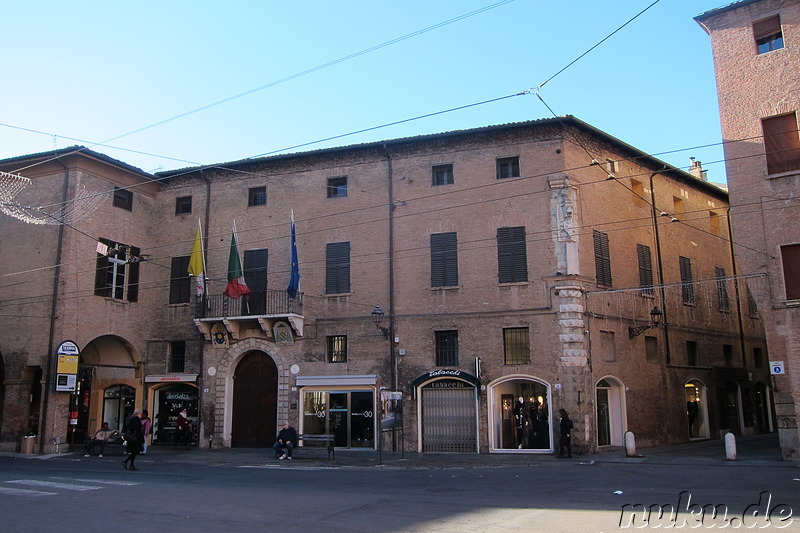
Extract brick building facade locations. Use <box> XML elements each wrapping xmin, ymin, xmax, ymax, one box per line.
<box><xmin>696</xmin><ymin>0</ymin><xmax>800</xmax><ymax>460</ymax></box>
<box><xmin>0</xmin><ymin>116</ymin><xmax>771</xmax><ymax>455</ymax></box>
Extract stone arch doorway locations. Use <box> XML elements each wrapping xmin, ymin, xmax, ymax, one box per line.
<box><xmin>231</xmin><ymin>351</ymin><xmax>277</xmax><ymax>447</ymax></box>
<box><xmin>685</xmin><ymin>379</ymin><xmax>710</xmax><ymax>439</ymax></box>
<box><xmin>596</xmin><ymin>376</ymin><xmax>626</xmax><ymax>447</ymax></box>
<box><xmin>74</xmin><ymin>335</ymin><xmax>140</xmax><ymax>445</ymax></box>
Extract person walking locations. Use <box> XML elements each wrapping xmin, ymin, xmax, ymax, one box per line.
<box><xmin>557</xmin><ymin>408</ymin><xmax>573</xmax><ymax>458</ymax></box>
<box><xmin>176</xmin><ymin>408</ymin><xmax>191</xmax><ymax>449</ymax></box>
<box><xmin>122</xmin><ymin>409</ymin><xmax>144</xmax><ymax>471</ymax></box>
<box><xmin>140</xmin><ymin>410</ymin><xmax>153</xmax><ymax>454</ymax></box>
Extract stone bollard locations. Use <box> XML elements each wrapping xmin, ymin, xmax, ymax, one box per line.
<box><xmin>624</xmin><ymin>431</ymin><xmax>636</xmax><ymax>457</ymax></box>
<box><xmin>725</xmin><ymin>432</ymin><xmax>737</xmax><ymax>461</ymax></box>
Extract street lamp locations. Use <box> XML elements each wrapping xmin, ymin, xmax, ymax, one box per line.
<box><xmin>628</xmin><ymin>306</ymin><xmax>663</xmax><ymax>338</ymax></box>
<box><xmin>371</xmin><ymin>305</ymin><xmax>391</xmax><ymax>338</ymax></box>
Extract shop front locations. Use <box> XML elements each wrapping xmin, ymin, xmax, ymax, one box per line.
<box><xmin>489</xmin><ymin>375</ymin><xmax>552</xmax><ymax>453</ymax></box>
<box><xmin>145</xmin><ymin>374</ymin><xmax>199</xmax><ymax>445</ymax></box>
<box><xmin>295</xmin><ymin>375</ymin><xmax>376</xmax><ymax>449</ymax></box>
<box><xmin>413</xmin><ymin>370</ymin><xmax>480</xmax><ymax>454</ymax></box>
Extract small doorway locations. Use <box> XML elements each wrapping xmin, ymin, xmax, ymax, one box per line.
<box><xmin>420</xmin><ymin>380</ymin><xmax>477</xmax><ymax>453</ymax></box>
<box><xmin>231</xmin><ymin>351</ymin><xmax>277</xmax><ymax>447</ymax></box>
<box><xmin>718</xmin><ymin>380</ymin><xmax>742</xmax><ymax>435</ymax></box>
<box><xmin>685</xmin><ymin>379</ymin><xmax>709</xmax><ymax>439</ymax></box>
<box><xmin>596</xmin><ymin>377</ymin><xmax>626</xmax><ymax>447</ymax></box>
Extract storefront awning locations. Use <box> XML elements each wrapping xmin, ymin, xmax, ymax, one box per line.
<box><xmin>295</xmin><ymin>375</ymin><xmax>377</xmax><ymax>387</ymax></box>
<box><xmin>144</xmin><ymin>374</ymin><xmax>198</xmax><ymax>383</ymax></box>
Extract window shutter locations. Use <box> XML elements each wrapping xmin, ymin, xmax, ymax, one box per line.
<box><xmin>244</xmin><ymin>249</ymin><xmax>268</xmax><ymax>293</ymax></box>
<box><xmin>762</xmin><ymin>113</ymin><xmax>800</xmax><ymax>174</ymax></box>
<box><xmin>497</xmin><ymin>227</ymin><xmax>528</xmax><ymax>283</ymax></box>
<box><xmin>753</xmin><ymin>15</ymin><xmax>780</xmax><ymax>40</ymax></box>
<box><xmin>127</xmin><ymin>246</ymin><xmax>140</xmax><ymax>302</ymax></box>
<box><xmin>169</xmin><ymin>256</ymin><xmax>191</xmax><ymax>304</ymax></box>
<box><xmin>637</xmin><ymin>244</ymin><xmax>653</xmax><ymax>294</ymax></box>
<box><xmin>431</xmin><ymin>232</ymin><xmax>458</xmax><ymax>287</ymax></box>
<box><xmin>781</xmin><ymin>244</ymin><xmax>800</xmax><ymax>300</ymax></box>
<box><xmin>594</xmin><ymin>230</ymin><xmax>612</xmax><ymax>286</ymax></box>
<box><xmin>326</xmin><ymin>242</ymin><xmax>350</xmax><ymax>294</ymax></box>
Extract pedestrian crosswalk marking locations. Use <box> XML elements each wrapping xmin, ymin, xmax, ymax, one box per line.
<box><xmin>0</xmin><ymin>486</ymin><xmax>57</xmax><ymax>497</ymax></box>
<box><xmin>7</xmin><ymin>480</ymin><xmax>102</xmax><ymax>491</ymax></box>
<box><xmin>50</xmin><ymin>477</ymin><xmax>141</xmax><ymax>486</ymax></box>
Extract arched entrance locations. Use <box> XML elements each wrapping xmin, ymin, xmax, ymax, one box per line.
<box><xmin>231</xmin><ymin>351</ymin><xmax>277</xmax><ymax>447</ymax></box>
<box><xmin>489</xmin><ymin>376</ymin><xmax>551</xmax><ymax>452</ymax></box>
<box><xmin>685</xmin><ymin>379</ymin><xmax>709</xmax><ymax>439</ymax></box>
<box><xmin>596</xmin><ymin>377</ymin><xmax>626</xmax><ymax>447</ymax></box>
<box><xmin>72</xmin><ymin>336</ymin><xmax>140</xmax><ymax>445</ymax></box>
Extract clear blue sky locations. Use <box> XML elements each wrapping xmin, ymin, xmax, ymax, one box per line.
<box><xmin>1</xmin><ymin>0</ymin><xmax>728</xmax><ymax>182</ymax></box>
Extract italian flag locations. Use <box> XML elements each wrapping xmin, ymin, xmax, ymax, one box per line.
<box><xmin>224</xmin><ymin>228</ymin><xmax>250</xmax><ymax>300</ymax></box>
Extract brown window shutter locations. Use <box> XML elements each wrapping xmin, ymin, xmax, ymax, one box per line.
<box><xmin>753</xmin><ymin>15</ymin><xmax>781</xmax><ymax>40</ymax></box>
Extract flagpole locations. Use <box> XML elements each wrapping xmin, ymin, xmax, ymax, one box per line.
<box><xmin>233</xmin><ymin>220</ymin><xmax>250</xmax><ymax>314</ymax></box>
<box><xmin>198</xmin><ymin>218</ymin><xmax>208</xmax><ymax>302</ymax></box>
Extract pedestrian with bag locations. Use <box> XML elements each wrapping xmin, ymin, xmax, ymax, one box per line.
<box><xmin>122</xmin><ymin>409</ymin><xmax>144</xmax><ymax>471</ymax></box>
<box><xmin>557</xmin><ymin>408</ymin><xmax>574</xmax><ymax>458</ymax></box>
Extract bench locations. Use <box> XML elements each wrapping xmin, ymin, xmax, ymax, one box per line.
<box><xmin>298</xmin><ymin>434</ymin><xmax>335</xmax><ymax>459</ymax></box>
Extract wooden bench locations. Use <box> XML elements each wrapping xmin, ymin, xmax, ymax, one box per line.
<box><xmin>298</xmin><ymin>434</ymin><xmax>335</xmax><ymax>459</ymax></box>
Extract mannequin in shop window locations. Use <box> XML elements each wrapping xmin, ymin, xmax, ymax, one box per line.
<box><xmin>530</xmin><ymin>396</ymin><xmax>549</xmax><ymax>449</ymax></box>
<box><xmin>513</xmin><ymin>397</ymin><xmax>526</xmax><ymax>449</ymax></box>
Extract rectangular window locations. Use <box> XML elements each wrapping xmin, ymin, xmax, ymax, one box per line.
<box><xmin>327</xmin><ymin>176</ymin><xmax>348</xmax><ymax>198</ymax></box>
<box><xmin>672</xmin><ymin>196</ymin><xmax>685</xmax><ymax>221</ymax></box>
<box><xmin>709</xmin><ymin>211</ymin><xmax>721</xmax><ymax>235</ymax></box>
<box><xmin>780</xmin><ymin>243</ymin><xmax>800</xmax><ymax>300</ymax></box>
<box><xmin>594</xmin><ymin>230</ymin><xmax>612</xmax><ymax>287</ymax></box>
<box><xmin>762</xmin><ymin>113</ymin><xmax>800</xmax><ymax>175</ymax></box>
<box><xmin>715</xmin><ymin>266</ymin><xmax>730</xmax><ymax>312</ymax></box>
<box><xmin>431</xmin><ymin>164</ymin><xmax>454</xmax><ymax>186</ymax></box>
<box><xmin>754</xmin><ymin>347</ymin><xmax>763</xmax><ymax>369</ymax></box>
<box><xmin>645</xmin><ymin>336</ymin><xmax>659</xmax><ymax>364</ymax></box>
<box><xmin>327</xmin><ymin>335</ymin><xmax>348</xmax><ymax>363</ymax></box>
<box><xmin>431</xmin><ymin>232</ymin><xmax>458</xmax><ymax>287</ymax></box>
<box><xmin>606</xmin><ymin>159</ymin><xmax>618</xmax><ymax>176</ymax></box>
<box><xmin>723</xmin><ymin>344</ymin><xmax>734</xmax><ymax>367</ymax></box>
<box><xmin>600</xmin><ymin>331</ymin><xmax>616</xmax><ymax>362</ymax></box>
<box><xmin>496</xmin><ymin>156</ymin><xmax>520</xmax><ymax>179</ymax></box>
<box><xmin>325</xmin><ymin>242</ymin><xmax>351</xmax><ymax>294</ymax></box>
<box><xmin>687</xmin><ymin>341</ymin><xmax>698</xmax><ymax>366</ymax></box>
<box><xmin>169</xmin><ymin>341</ymin><xmax>186</xmax><ymax>373</ymax></box>
<box><xmin>169</xmin><ymin>256</ymin><xmax>191</xmax><ymax>304</ymax></box>
<box><xmin>248</xmin><ymin>186</ymin><xmax>267</xmax><ymax>206</ymax></box>
<box><xmin>637</xmin><ymin>243</ymin><xmax>654</xmax><ymax>296</ymax></box>
<box><xmin>747</xmin><ymin>285</ymin><xmax>760</xmax><ymax>318</ymax></box>
<box><xmin>754</xmin><ymin>15</ymin><xmax>784</xmax><ymax>54</ymax></box>
<box><xmin>503</xmin><ymin>327</ymin><xmax>530</xmax><ymax>365</ymax></box>
<box><xmin>497</xmin><ymin>227</ymin><xmax>528</xmax><ymax>283</ymax></box>
<box><xmin>175</xmin><ymin>196</ymin><xmax>192</xmax><ymax>215</ymax></box>
<box><xmin>113</xmin><ymin>187</ymin><xmax>133</xmax><ymax>211</ymax></box>
<box><xmin>434</xmin><ymin>330</ymin><xmax>459</xmax><ymax>366</ymax></box>
<box><xmin>679</xmin><ymin>256</ymin><xmax>695</xmax><ymax>305</ymax></box>
<box><xmin>94</xmin><ymin>238</ymin><xmax>139</xmax><ymax>302</ymax></box>
<box><xmin>631</xmin><ymin>179</ymin><xmax>646</xmax><ymax>207</ymax></box>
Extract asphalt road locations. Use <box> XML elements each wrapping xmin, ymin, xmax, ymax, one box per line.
<box><xmin>1</xmin><ymin>451</ymin><xmax>798</xmax><ymax>533</ymax></box>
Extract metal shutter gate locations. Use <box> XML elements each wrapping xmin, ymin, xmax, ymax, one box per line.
<box><xmin>421</xmin><ymin>387</ymin><xmax>477</xmax><ymax>453</ymax></box>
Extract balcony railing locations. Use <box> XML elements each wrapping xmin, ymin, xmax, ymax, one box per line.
<box><xmin>195</xmin><ymin>290</ymin><xmax>303</xmax><ymax>319</ymax></box>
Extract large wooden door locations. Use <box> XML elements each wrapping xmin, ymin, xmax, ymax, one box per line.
<box><xmin>231</xmin><ymin>352</ymin><xmax>277</xmax><ymax>447</ymax></box>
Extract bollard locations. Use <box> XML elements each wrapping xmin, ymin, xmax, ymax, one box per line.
<box><xmin>624</xmin><ymin>431</ymin><xmax>636</xmax><ymax>457</ymax></box>
<box><xmin>725</xmin><ymin>432</ymin><xmax>737</xmax><ymax>461</ymax></box>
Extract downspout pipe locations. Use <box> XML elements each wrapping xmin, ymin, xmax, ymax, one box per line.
<box><xmin>39</xmin><ymin>157</ymin><xmax>70</xmax><ymax>452</ymax></box>
<box><xmin>726</xmin><ymin>208</ymin><xmax>748</xmax><ymax>367</ymax></box>
<box><xmin>382</xmin><ymin>145</ymin><xmax>396</xmax><ymax>390</ymax></box>
<box><xmin>649</xmin><ymin>171</ymin><xmax>671</xmax><ymax>365</ymax></box>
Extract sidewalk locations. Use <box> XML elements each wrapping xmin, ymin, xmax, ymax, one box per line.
<box><xmin>5</xmin><ymin>433</ymin><xmax>793</xmax><ymax>469</ymax></box>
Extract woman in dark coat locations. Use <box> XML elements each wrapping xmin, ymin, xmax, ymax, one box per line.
<box><xmin>122</xmin><ymin>409</ymin><xmax>144</xmax><ymax>471</ymax></box>
<box><xmin>558</xmin><ymin>408</ymin><xmax>573</xmax><ymax>458</ymax></box>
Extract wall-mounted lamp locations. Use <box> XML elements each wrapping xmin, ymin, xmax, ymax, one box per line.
<box><xmin>371</xmin><ymin>305</ymin><xmax>391</xmax><ymax>338</ymax></box>
<box><xmin>628</xmin><ymin>306</ymin><xmax>663</xmax><ymax>338</ymax></box>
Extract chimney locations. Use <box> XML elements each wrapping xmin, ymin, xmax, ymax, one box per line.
<box><xmin>688</xmin><ymin>157</ymin><xmax>708</xmax><ymax>181</ymax></box>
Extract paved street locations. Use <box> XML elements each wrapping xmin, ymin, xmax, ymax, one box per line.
<box><xmin>1</xmin><ymin>435</ymin><xmax>798</xmax><ymax>533</ymax></box>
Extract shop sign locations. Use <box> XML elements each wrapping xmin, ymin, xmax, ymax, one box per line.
<box><xmin>144</xmin><ymin>374</ymin><xmax>198</xmax><ymax>383</ymax></box>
